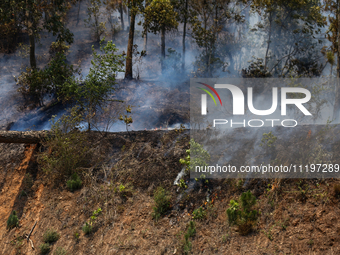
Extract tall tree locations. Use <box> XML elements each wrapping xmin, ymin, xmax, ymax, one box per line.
<box><xmin>325</xmin><ymin>0</ymin><xmax>340</xmax><ymax>120</ymax></box>
<box><xmin>144</xmin><ymin>0</ymin><xmax>178</xmax><ymax>72</ymax></box>
<box><xmin>124</xmin><ymin>0</ymin><xmax>144</xmax><ymax>79</ymax></box>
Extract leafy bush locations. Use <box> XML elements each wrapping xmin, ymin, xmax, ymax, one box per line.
<box><xmin>66</xmin><ymin>173</ymin><xmax>82</xmax><ymax>192</ymax></box>
<box><xmin>16</xmin><ymin>68</ymin><xmax>49</xmax><ymax>106</ymax></box>
<box><xmin>226</xmin><ymin>190</ymin><xmax>259</xmax><ymax>235</ymax></box>
<box><xmin>43</xmin><ymin>229</ymin><xmax>60</xmax><ymax>243</ymax></box>
<box><xmin>39</xmin><ymin>243</ymin><xmax>50</xmax><ymax>255</ymax></box>
<box><xmin>152</xmin><ymin>187</ymin><xmax>171</xmax><ymax>222</ymax></box>
<box><xmin>192</xmin><ymin>207</ymin><xmax>206</xmax><ymax>220</ymax></box>
<box><xmin>38</xmin><ymin>106</ymin><xmax>90</xmax><ymax>184</ymax></box>
<box><xmin>180</xmin><ymin>139</ymin><xmax>210</xmax><ymax>174</ymax></box>
<box><xmin>6</xmin><ymin>210</ymin><xmax>19</xmax><ymax>229</ymax></box>
<box><xmin>54</xmin><ymin>247</ymin><xmax>68</xmax><ymax>255</ymax></box>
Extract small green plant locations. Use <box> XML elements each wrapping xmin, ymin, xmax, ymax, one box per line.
<box><xmin>152</xmin><ymin>186</ymin><xmax>171</xmax><ymax>222</ymax></box>
<box><xmin>66</xmin><ymin>173</ymin><xmax>82</xmax><ymax>192</ymax></box>
<box><xmin>39</xmin><ymin>243</ymin><xmax>50</xmax><ymax>255</ymax></box>
<box><xmin>43</xmin><ymin>229</ymin><xmax>60</xmax><ymax>243</ymax></box>
<box><xmin>180</xmin><ymin>139</ymin><xmax>210</xmax><ymax>173</ymax></box>
<box><xmin>192</xmin><ymin>207</ymin><xmax>206</xmax><ymax>220</ymax></box>
<box><xmin>119</xmin><ymin>105</ymin><xmax>133</xmax><ymax>133</ymax></box>
<box><xmin>54</xmin><ymin>247</ymin><xmax>68</xmax><ymax>255</ymax></box>
<box><xmin>262</xmin><ymin>225</ymin><xmax>274</xmax><ymax>241</ymax></box>
<box><xmin>7</xmin><ymin>211</ymin><xmax>19</xmax><ymax>230</ymax></box>
<box><xmin>183</xmin><ymin>221</ymin><xmax>196</xmax><ymax>254</ymax></box>
<box><xmin>82</xmin><ymin>222</ymin><xmax>92</xmax><ymax>235</ymax></box>
<box><xmin>116</xmin><ymin>183</ymin><xmax>133</xmax><ymax>198</ymax></box>
<box><xmin>83</xmin><ymin>208</ymin><xmax>102</xmax><ymax>235</ymax></box>
<box><xmin>226</xmin><ymin>190</ymin><xmax>259</xmax><ymax>235</ymax></box>
<box><xmin>179</xmin><ymin>179</ymin><xmax>188</xmax><ymax>189</ymax></box>
<box><xmin>307</xmin><ymin>239</ymin><xmax>314</xmax><ymax>246</ymax></box>
<box><xmin>260</xmin><ymin>131</ymin><xmax>277</xmax><ymax>148</ymax></box>
<box><xmin>74</xmin><ymin>231</ymin><xmax>80</xmax><ymax>240</ymax></box>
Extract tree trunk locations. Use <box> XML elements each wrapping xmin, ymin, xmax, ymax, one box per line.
<box><xmin>77</xmin><ymin>0</ymin><xmax>81</xmax><ymax>26</ymax></box>
<box><xmin>143</xmin><ymin>32</ymin><xmax>147</xmax><ymax>52</ymax></box>
<box><xmin>125</xmin><ymin>10</ymin><xmax>136</xmax><ymax>80</ymax></box>
<box><xmin>0</xmin><ymin>131</ymin><xmax>51</xmax><ymax>144</ymax></box>
<box><xmin>182</xmin><ymin>0</ymin><xmax>188</xmax><ymax>70</ymax></box>
<box><xmin>119</xmin><ymin>2</ymin><xmax>124</xmax><ymax>31</ymax></box>
<box><xmin>127</xmin><ymin>7</ymin><xmax>130</xmax><ymax>27</ymax></box>
<box><xmin>29</xmin><ymin>34</ymin><xmax>36</xmax><ymax>70</ymax></box>
<box><xmin>264</xmin><ymin>12</ymin><xmax>272</xmax><ymax>71</ymax></box>
<box><xmin>161</xmin><ymin>26</ymin><xmax>165</xmax><ymax>72</ymax></box>
<box><xmin>334</xmin><ymin>0</ymin><xmax>340</xmax><ymax>121</ymax></box>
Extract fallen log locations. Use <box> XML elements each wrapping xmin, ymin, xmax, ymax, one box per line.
<box><xmin>0</xmin><ymin>131</ymin><xmax>50</xmax><ymax>144</ymax></box>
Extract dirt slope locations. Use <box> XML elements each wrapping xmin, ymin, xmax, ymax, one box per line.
<box><xmin>1</xmin><ymin>129</ymin><xmax>340</xmax><ymax>255</ymax></box>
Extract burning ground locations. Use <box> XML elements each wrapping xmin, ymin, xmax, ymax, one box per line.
<box><xmin>1</xmin><ymin>127</ymin><xmax>340</xmax><ymax>254</ymax></box>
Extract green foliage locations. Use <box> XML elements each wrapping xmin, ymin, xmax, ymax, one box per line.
<box><xmin>83</xmin><ymin>208</ymin><xmax>102</xmax><ymax>235</ymax></box>
<box><xmin>183</xmin><ymin>221</ymin><xmax>196</xmax><ymax>254</ymax></box>
<box><xmin>39</xmin><ymin>243</ymin><xmax>50</xmax><ymax>255</ymax></box>
<box><xmin>16</xmin><ymin>51</ymin><xmax>76</xmax><ymax>106</ymax></box>
<box><xmin>38</xmin><ymin>106</ymin><xmax>90</xmax><ymax>184</ymax></box>
<box><xmin>152</xmin><ymin>186</ymin><xmax>171</xmax><ymax>222</ymax></box>
<box><xmin>82</xmin><ymin>222</ymin><xmax>92</xmax><ymax>235</ymax></box>
<box><xmin>66</xmin><ymin>173</ymin><xmax>82</xmax><ymax>192</ymax></box>
<box><xmin>180</xmin><ymin>139</ymin><xmax>210</xmax><ymax>173</ymax></box>
<box><xmin>179</xmin><ymin>179</ymin><xmax>187</xmax><ymax>189</ymax></box>
<box><xmin>144</xmin><ymin>0</ymin><xmax>178</xmax><ymax>35</ymax></box>
<box><xmin>16</xmin><ymin>68</ymin><xmax>49</xmax><ymax>106</ymax></box>
<box><xmin>43</xmin><ymin>229</ymin><xmax>60</xmax><ymax>243</ymax></box>
<box><xmin>226</xmin><ymin>191</ymin><xmax>259</xmax><ymax>235</ymax></box>
<box><xmin>119</xmin><ymin>105</ymin><xmax>133</xmax><ymax>132</ymax></box>
<box><xmin>53</xmin><ymin>247</ymin><xmax>68</xmax><ymax>255</ymax></box>
<box><xmin>192</xmin><ymin>207</ymin><xmax>206</xmax><ymax>220</ymax></box>
<box><xmin>64</xmin><ymin>40</ymin><xmax>124</xmax><ymax>130</ymax></box>
<box><xmin>260</xmin><ymin>132</ymin><xmax>277</xmax><ymax>148</ymax></box>
<box><xmin>6</xmin><ymin>211</ymin><xmax>19</xmax><ymax>230</ymax></box>
<box><xmin>85</xmin><ymin>0</ymin><xmax>107</xmax><ymax>42</ymax></box>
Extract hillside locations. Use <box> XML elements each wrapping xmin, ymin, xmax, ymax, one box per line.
<box><xmin>1</xmin><ymin>128</ymin><xmax>340</xmax><ymax>254</ymax></box>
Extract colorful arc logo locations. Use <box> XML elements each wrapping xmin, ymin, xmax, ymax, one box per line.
<box><xmin>197</xmin><ymin>82</ymin><xmax>222</xmax><ymax>106</ymax></box>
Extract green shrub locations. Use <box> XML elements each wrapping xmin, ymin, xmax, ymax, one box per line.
<box><xmin>226</xmin><ymin>190</ymin><xmax>259</xmax><ymax>235</ymax></box>
<box><xmin>38</xmin><ymin>106</ymin><xmax>91</xmax><ymax>184</ymax></box>
<box><xmin>53</xmin><ymin>247</ymin><xmax>68</xmax><ymax>255</ymax></box>
<box><xmin>66</xmin><ymin>173</ymin><xmax>82</xmax><ymax>192</ymax></box>
<box><xmin>152</xmin><ymin>186</ymin><xmax>171</xmax><ymax>222</ymax></box>
<box><xmin>82</xmin><ymin>222</ymin><xmax>93</xmax><ymax>235</ymax></box>
<box><xmin>82</xmin><ymin>208</ymin><xmax>102</xmax><ymax>235</ymax></box>
<box><xmin>39</xmin><ymin>243</ymin><xmax>50</xmax><ymax>255</ymax></box>
<box><xmin>180</xmin><ymin>139</ymin><xmax>210</xmax><ymax>174</ymax></box>
<box><xmin>183</xmin><ymin>221</ymin><xmax>196</xmax><ymax>254</ymax></box>
<box><xmin>43</xmin><ymin>229</ymin><xmax>60</xmax><ymax>243</ymax></box>
<box><xmin>6</xmin><ymin>211</ymin><xmax>19</xmax><ymax>230</ymax></box>
<box><xmin>192</xmin><ymin>207</ymin><xmax>206</xmax><ymax>220</ymax></box>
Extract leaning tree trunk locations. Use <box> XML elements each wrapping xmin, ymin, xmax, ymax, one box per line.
<box><xmin>0</xmin><ymin>131</ymin><xmax>51</xmax><ymax>144</ymax></box>
<box><xmin>125</xmin><ymin>9</ymin><xmax>136</xmax><ymax>80</ymax></box>
<box><xmin>29</xmin><ymin>34</ymin><xmax>36</xmax><ymax>70</ymax></box>
<box><xmin>161</xmin><ymin>26</ymin><xmax>166</xmax><ymax>72</ymax></box>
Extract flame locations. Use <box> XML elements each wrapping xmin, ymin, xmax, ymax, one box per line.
<box><xmin>307</xmin><ymin>130</ymin><xmax>312</xmax><ymax>139</ymax></box>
